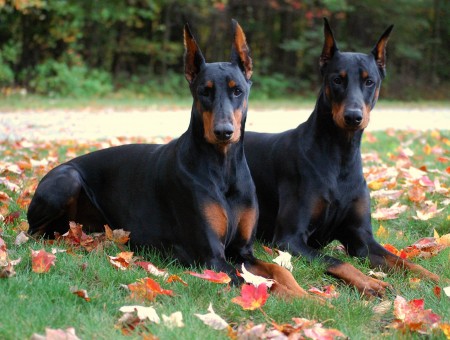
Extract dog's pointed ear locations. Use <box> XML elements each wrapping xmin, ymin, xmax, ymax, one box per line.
<box><xmin>371</xmin><ymin>25</ymin><xmax>394</xmax><ymax>78</ymax></box>
<box><xmin>184</xmin><ymin>23</ymin><xmax>206</xmax><ymax>84</ymax></box>
<box><xmin>230</xmin><ymin>19</ymin><xmax>252</xmax><ymax>80</ymax></box>
<box><xmin>320</xmin><ymin>18</ymin><xmax>339</xmax><ymax>71</ymax></box>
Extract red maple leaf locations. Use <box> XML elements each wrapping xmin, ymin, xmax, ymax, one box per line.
<box><xmin>31</xmin><ymin>249</ymin><xmax>56</xmax><ymax>273</ymax></box>
<box><xmin>188</xmin><ymin>269</ymin><xmax>231</xmax><ymax>284</ymax></box>
<box><xmin>231</xmin><ymin>283</ymin><xmax>269</xmax><ymax>310</ymax></box>
<box><xmin>128</xmin><ymin>277</ymin><xmax>174</xmax><ymax>301</ymax></box>
<box><xmin>389</xmin><ymin>295</ymin><xmax>441</xmax><ymax>334</ymax></box>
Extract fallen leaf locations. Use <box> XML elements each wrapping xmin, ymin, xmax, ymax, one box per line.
<box><xmin>119</xmin><ymin>305</ymin><xmax>160</xmax><ymax>323</ymax></box>
<box><xmin>376</xmin><ymin>225</ymin><xmax>389</xmax><ymax>239</ymax></box>
<box><xmin>440</xmin><ymin>323</ymin><xmax>450</xmax><ymax>339</ymax></box>
<box><xmin>104</xmin><ymin>224</ymin><xmax>130</xmax><ymax>245</ymax></box>
<box><xmin>372</xmin><ymin>202</ymin><xmax>408</xmax><ymax>220</ymax></box>
<box><xmin>443</xmin><ymin>286</ymin><xmax>450</xmax><ymax>298</ymax></box>
<box><xmin>70</xmin><ymin>287</ymin><xmax>91</xmax><ymax>302</ymax></box>
<box><xmin>14</xmin><ymin>231</ymin><xmax>29</xmax><ymax>246</ymax></box>
<box><xmin>308</xmin><ymin>285</ymin><xmax>339</xmax><ymax>299</ymax></box>
<box><xmin>433</xmin><ymin>286</ymin><xmax>441</xmax><ymax>299</ymax></box>
<box><xmin>262</xmin><ymin>245</ymin><xmax>273</xmax><ymax>255</ymax></box>
<box><xmin>108</xmin><ymin>251</ymin><xmax>134</xmax><ymax>270</ymax></box>
<box><xmin>303</xmin><ymin>323</ymin><xmax>346</xmax><ymax>340</ymax></box>
<box><xmin>368</xmin><ymin>270</ymin><xmax>387</xmax><ymax>279</ymax></box>
<box><xmin>166</xmin><ymin>274</ymin><xmax>188</xmax><ymax>286</ymax></box>
<box><xmin>31</xmin><ymin>249</ymin><xmax>56</xmax><ymax>273</ymax></box>
<box><xmin>162</xmin><ymin>311</ymin><xmax>184</xmax><ymax>328</ymax></box>
<box><xmin>413</xmin><ymin>202</ymin><xmax>444</xmax><ymax>220</ymax></box>
<box><xmin>231</xmin><ymin>283</ymin><xmax>269</xmax><ymax>310</ymax></box>
<box><xmin>128</xmin><ymin>277</ymin><xmax>174</xmax><ymax>301</ymax></box>
<box><xmin>239</xmin><ymin>264</ymin><xmax>275</xmax><ymax>288</ymax></box>
<box><xmin>194</xmin><ymin>303</ymin><xmax>229</xmax><ymax>330</ymax></box>
<box><xmin>388</xmin><ymin>295</ymin><xmax>441</xmax><ymax>334</ymax></box>
<box><xmin>136</xmin><ymin>261</ymin><xmax>168</xmax><ymax>279</ymax></box>
<box><xmin>30</xmin><ymin>327</ymin><xmax>80</xmax><ymax>340</ymax></box>
<box><xmin>272</xmin><ymin>249</ymin><xmax>293</xmax><ymax>271</ymax></box>
<box><xmin>188</xmin><ymin>269</ymin><xmax>231</xmax><ymax>284</ymax></box>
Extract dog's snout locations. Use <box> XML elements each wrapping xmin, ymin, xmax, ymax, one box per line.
<box><xmin>214</xmin><ymin>123</ymin><xmax>234</xmax><ymax>141</ymax></box>
<box><xmin>344</xmin><ymin>109</ymin><xmax>363</xmax><ymax>127</ymax></box>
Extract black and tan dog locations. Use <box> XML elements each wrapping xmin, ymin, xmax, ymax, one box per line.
<box><xmin>245</xmin><ymin>19</ymin><xmax>440</xmax><ymax>297</ymax></box>
<box><xmin>27</xmin><ymin>21</ymin><xmax>307</xmax><ymax>298</ymax></box>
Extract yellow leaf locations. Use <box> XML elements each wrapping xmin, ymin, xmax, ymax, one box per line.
<box><xmin>376</xmin><ymin>225</ymin><xmax>388</xmax><ymax>239</ymax></box>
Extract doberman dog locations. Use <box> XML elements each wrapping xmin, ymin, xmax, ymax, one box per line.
<box><xmin>27</xmin><ymin>20</ymin><xmax>308</xmax><ymax>299</ymax></box>
<box><xmin>244</xmin><ymin>18</ymin><xmax>440</xmax><ymax>297</ymax></box>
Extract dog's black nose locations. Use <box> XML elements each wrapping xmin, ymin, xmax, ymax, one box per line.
<box><xmin>344</xmin><ymin>109</ymin><xmax>363</xmax><ymax>127</ymax></box>
<box><xmin>214</xmin><ymin>124</ymin><xmax>234</xmax><ymax>141</ymax></box>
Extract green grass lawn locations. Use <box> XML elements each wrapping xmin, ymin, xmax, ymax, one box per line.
<box><xmin>1</xmin><ymin>129</ymin><xmax>449</xmax><ymax>339</ymax></box>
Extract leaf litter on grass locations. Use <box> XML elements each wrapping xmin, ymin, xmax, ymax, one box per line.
<box><xmin>1</xmin><ymin>130</ymin><xmax>449</xmax><ymax>338</ymax></box>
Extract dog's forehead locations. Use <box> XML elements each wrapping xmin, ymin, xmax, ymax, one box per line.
<box><xmin>201</xmin><ymin>62</ymin><xmax>247</xmax><ymax>85</ymax></box>
<box><xmin>331</xmin><ymin>52</ymin><xmax>378</xmax><ymax>75</ymax></box>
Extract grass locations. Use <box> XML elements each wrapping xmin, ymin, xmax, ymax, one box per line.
<box><xmin>1</xmin><ymin>125</ymin><xmax>449</xmax><ymax>338</ymax></box>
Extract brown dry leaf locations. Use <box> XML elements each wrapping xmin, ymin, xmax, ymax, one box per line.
<box><xmin>108</xmin><ymin>251</ymin><xmax>134</xmax><ymax>270</ymax></box>
<box><xmin>70</xmin><ymin>287</ymin><xmax>91</xmax><ymax>302</ymax></box>
<box><xmin>104</xmin><ymin>224</ymin><xmax>130</xmax><ymax>245</ymax></box>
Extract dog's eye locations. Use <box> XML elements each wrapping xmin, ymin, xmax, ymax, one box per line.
<box><xmin>232</xmin><ymin>87</ymin><xmax>243</xmax><ymax>97</ymax></box>
<box><xmin>365</xmin><ymin>79</ymin><xmax>375</xmax><ymax>87</ymax></box>
<box><xmin>199</xmin><ymin>87</ymin><xmax>211</xmax><ymax>97</ymax></box>
<box><xmin>332</xmin><ymin>77</ymin><xmax>342</xmax><ymax>85</ymax></box>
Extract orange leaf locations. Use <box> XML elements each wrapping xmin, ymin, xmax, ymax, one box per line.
<box><xmin>308</xmin><ymin>285</ymin><xmax>339</xmax><ymax>299</ymax></box>
<box><xmin>303</xmin><ymin>324</ymin><xmax>346</xmax><ymax>339</ymax></box>
<box><xmin>166</xmin><ymin>275</ymin><xmax>188</xmax><ymax>286</ymax></box>
<box><xmin>188</xmin><ymin>269</ymin><xmax>231</xmax><ymax>284</ymax></box>
<box><xmin>408</xmin><ymin>185</ymin><xmax>426</xmax><ymax>203</ymax></box>
<box><xmin>108</xmin><ymin>252</ymin><xmax>134</xmax><ymax>270</ymax></box>
<box><xmin>104</xmin><ymin>224</ymin><xmax>130</xmax><ymax>245</ymax></box>
<box><xmin>440</xmin><ymin>323</ymin><xmax>450</xmax><ymax>339</ymax></box>
<box><xmin>231</xmin><ymin>283</ymin><xmax>269</xmax><ymax>310</ymax></box>
<box><xmin>389</xmin><ymin>295</ymin><xmax>441</xmax><ymax>334</ymax></box>
<box><xmin>31</xmin><ymin>249</ymin><xmax>56</xmax><ymax>273</ymax></box>
<box><xmin>128</xmin><ymin>277</ymin><xmax>174</xmax><ymax>301</ymax></box>
<box><xmin>70</xmin><ymin>287</ymin><xmax>91</xmax><ymax>302</ymax></box>
<box><xmin>262</xmin><ymin>245</ymin><xmax>274</xmax><ymax>255</ymax></box>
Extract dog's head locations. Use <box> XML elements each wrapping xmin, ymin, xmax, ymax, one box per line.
<box><xmin>319</xmin><ymin>18</ymin><xmax>393</xmax><ymax>133</ymax></box>
<box><xmin>184</xmin><ymin>20</ymin><xmax>252</xmax><ymax>153</ymax></box>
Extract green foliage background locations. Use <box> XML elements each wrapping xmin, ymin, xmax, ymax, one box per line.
<box><xmin>0</xmin><ymin>0</ymin><xmax>448</xmax><ymax>99</ymax></box>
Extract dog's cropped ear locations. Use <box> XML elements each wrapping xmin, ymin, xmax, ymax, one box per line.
<box><xmin>320</xmin><ymin>18</ymin><xmax>339</xmax><ymax>72</ymax></box>
<box><xmin>184</xmin><ymin>23</ymin><xmax>206</xmax><ymax>84</ymax></box>
<box><xmin>231</xmin><ymin>19</ymin><xmax>252</xmax><ymax>80</ymax></box>
<box><xmin>371</xmin><ymin>25</ymin><xmax>394</xmax><ymax>78</ymax></box>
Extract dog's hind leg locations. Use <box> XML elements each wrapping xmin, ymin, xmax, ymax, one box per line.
<box><xmin>27</xmin><ymin>165</ymin><xmax>104</xmax><ymax>237</ymax></box>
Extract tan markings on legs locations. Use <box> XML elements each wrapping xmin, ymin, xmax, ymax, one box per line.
<box><xmin>237</xmin><ymin>207</ymin><xmax>257</xmax><ymax>242</ymax></box>
<box><xmin>247</xmin><ymin>259</ymin><xmax>309</xmax><ymax>299</ymax></box>
<box><xmin>383</xmin><ymin>253</ymin><xmax>440</xmax><ymax>282</ymax></box>
<box><xmin>203</xmin><ymin>202</ymin><xmax>228</xmax><ymax>239</ymax></box>
<box><xmin>327</xmin><ymin>262</ymin><xmax>391</xmax><ymax>297</ymax></box>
